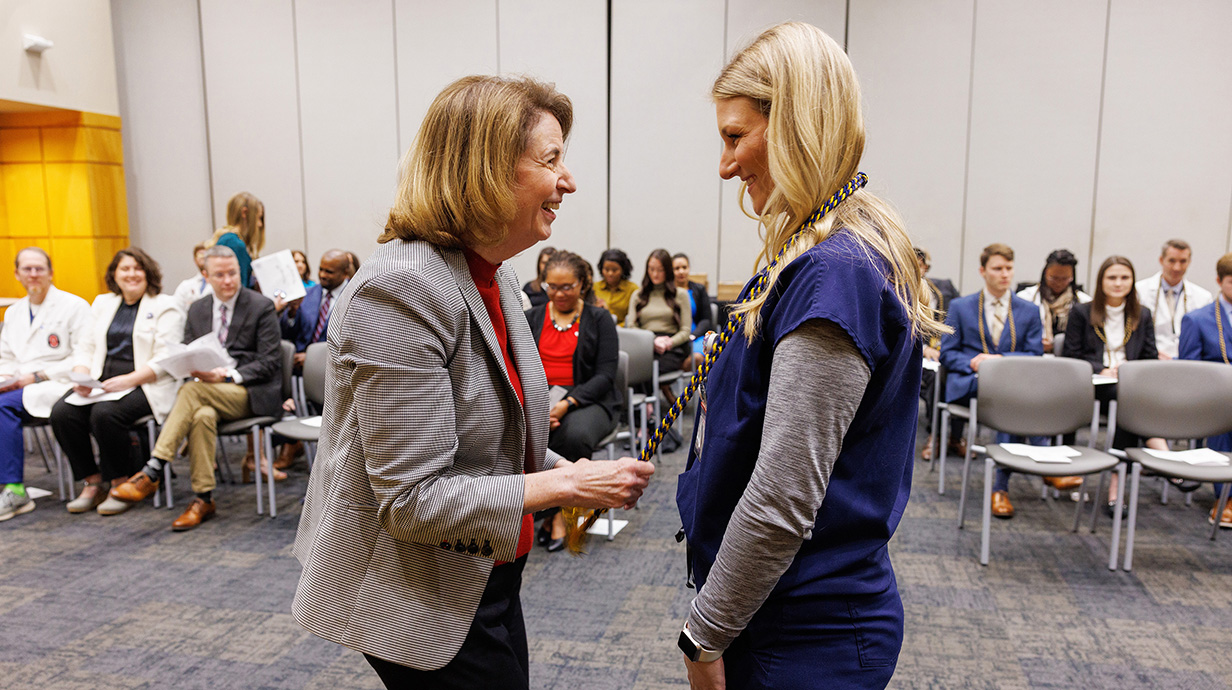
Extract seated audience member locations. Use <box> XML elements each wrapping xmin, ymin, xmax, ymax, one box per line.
<box><xmin>345</xmin><ymin>250</ymin><xmax>361</xmax><ymax>278</ymax></box>
<box><xmin>0</xmin><ymin>248</ymin><xmax>92</xmax><ymax>521</ymax></box>
<box><xmin>626</xmin><ymin>248</ymin><xmax>692</xmax><ymax>404</ymax></box>
<box><xmin>522</xmin><ymin>246</ymin><xmax>556</xmax><ymax>308</ymax></box>
<box><xmin>108</xmin><ymin>245</ymin><xmax>283</xmax><ymax>531</ymax></box>
<box><xmin>525</xmin><ymin>251</ymin><xmax>620</xmax><ymax>552</ymax></box>
<box><xmin>916</xmin><ymin>247</ymin><xmax>959</xmax><ymax>460</ymax></box>
<box><xmin>50</xmin><ymin>249</ymin><xmax>185</xmax><ymax>515</ymax></box>
<box><xmin>1061</xmin><ymin>256</ymin><xmax>1167</xmax><ymax>514</ymax></box>
<box><xmin>206</xmin><ymin>191</ymin><xmax>265</xmax><ymax>289</ymax></box>
<box><xmin>292</xmin><ymin>249</ymin><xmax>317</xmax><ymax>289</ymax></box>
<box><xmin>671</xmin><ymin>252</ymin><xmax>713</xmax><ymax>368</ymax></box>
<box><xmin>1178</xmin><ymin>252</ymin><xmax>1232</xmax><ymax>528</ymax></box>
<box><xmin>1138</xmin><ymin>238</ymin><xmax>1213</xmax><ymax>359</ymax></box>
<box><xmin>172</xmin><ymin>242</ymin><xmax>213</xmax><ymax>313</ymax></box>
<box><xmin>594</xmin><ymin>248</ymin><xmax>638</xmax><ymax>323</ymax></box>
<box><xmin>939</xmin><ymin>243</ymin><xmax>1046</xmax><ymax>518</ymax></box>
<box><xmin>1018</xmin><ymin>249</ymin><xmax>1092</xmax><ymax>353</ymax></box>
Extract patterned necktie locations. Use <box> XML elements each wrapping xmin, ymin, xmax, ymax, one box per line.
<box><xmin>1165</xmin><ymin>287</ymin><xmax>1179</xmax><ymax>315</ymax></box>
<box><xmin>990</xmin><ymin>299</ymin><xmax>1005</xmax><ymax>344</ymax></box>
<box><xmin>218</xmin><ymin>304</ymin><xmax>229</xmax><ymax>346</ymax></box>
<box><xmin>312</xmin><ymin>291</ymin><xmax>332</xmax><ymax>343</ymax></box>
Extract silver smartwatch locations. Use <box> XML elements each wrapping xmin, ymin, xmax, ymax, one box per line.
<box><xmin>678</xmin><ymin>625</ymin><xmax>723</xmax><ymax>663</ymax></box>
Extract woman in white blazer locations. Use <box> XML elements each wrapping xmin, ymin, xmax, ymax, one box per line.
<box><xmin>49</xmin><ymin>248</ymin><xmax>185</xmax><ymax>514</ymax></box>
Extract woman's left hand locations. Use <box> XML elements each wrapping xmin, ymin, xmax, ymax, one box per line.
<box><xmin>549</xmin><ymin>400</ymin><xmax>570</xmax><ymax>430</ymax></box>
<box><xmin>684</xmin><ymin>657</ymin><xmax>725</xmax><ymax>690</ymax></box>
<box><xmin>100</xmin><ymin>374</ymin><xmax>132</xmax><ymax>393</ymax></box>
<box><xmin>654</xmin><ymin>335</ymin><xmax>672</xmax><ymax>354</ymax></box>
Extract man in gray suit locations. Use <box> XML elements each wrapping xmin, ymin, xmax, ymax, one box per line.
<box><xmin>107</xmin><ymin>245</ymin><xmax>282</xmax><ymax>530</ymax></box>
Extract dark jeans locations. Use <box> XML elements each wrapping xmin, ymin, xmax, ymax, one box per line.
<box><xmin>0</xmin><ymin>388</ymin><xmax>32</xmax><ymax>484</ymax></box>
<box><xmin>49</xmin><ymin>388</ymin><xmax>151</xmax><ymax>483</ymax></box>
<box><xmin>364</xmin><ymin>556</ymin><xmax>528</xmax><ymax>689</ymax></box>
<box><xmin>549</xmin><ymin>404</ymin><xmax>616</xmax><ymax>462</ymax></box>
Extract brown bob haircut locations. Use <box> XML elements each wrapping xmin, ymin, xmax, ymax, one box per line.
<box><xmin>380</xmin><ymin>75</ymin><xmax>573</xmax><ymax>249</ymax></box>
<box><xmin>980</xmin><ymin>243</ymin><xmax>1014</xmax><ymax>267</ymax></box>
<box><xmin>105</xmin><ymin>247</ymin><xmax>162</xmax><ymax>297</ymax></box>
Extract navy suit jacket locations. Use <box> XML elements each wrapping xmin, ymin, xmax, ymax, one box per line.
<box><xmin>1178</xmin><ymin>301</ymin><xmax>1232</xmax><ymax>451</ymax></box>
<box><xmin>280</xmin><ymin>284</ymin><xmax>330</xmax><ymax>353</ymax></box>
<box><xmin>939</xmin><ymin>291</ymin><xmax>1043</xmax><ymax>402</ymax></box>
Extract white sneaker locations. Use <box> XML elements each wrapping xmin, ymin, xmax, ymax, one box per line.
<box><xmin>0</xmin><ymin>488</ymin><xmax>34</xmax><ymax>521</ymax></box>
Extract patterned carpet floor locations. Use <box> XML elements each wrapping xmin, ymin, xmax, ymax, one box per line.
<box><xmin>3</xmin><ymin>416</ymin><xmax>1231</xmax><ymax>689</ymax></box>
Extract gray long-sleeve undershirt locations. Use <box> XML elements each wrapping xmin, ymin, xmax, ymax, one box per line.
<box><xmin>685</xmin><ymin>318</ymin><xmax>872</xmax><ymax>652</ymax></box>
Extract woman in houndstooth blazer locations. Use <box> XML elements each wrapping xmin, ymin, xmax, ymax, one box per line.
<box><xmin>292</xmin><ymin>75</ymin><xmax>653</xmax><ymax>689</ymax></box>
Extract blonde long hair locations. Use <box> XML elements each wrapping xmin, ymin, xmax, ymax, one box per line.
<box><xmin>207</xmin><ymin>191</ymin><xmax>265</xmax><ymax>257</ymax></box>
<box><xmin>713</xmin><ymin>22</ymin><xmax>947</xmax><ymax>343</ymax></box>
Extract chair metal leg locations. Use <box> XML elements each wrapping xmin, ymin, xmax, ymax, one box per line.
<box><xmin>54</xmin><ymin>435</ymin><xmax>69</xmax><ymax>502</ymax></box>
<box><xmin>957</xmin><ymin>450</ymin><xmax>974</xmax><ymax>530</ymax></box>
<box><xmin>939</xmin><ymin>409</ymin><xmax>950</xmax><ymax>494</ymax></box>
<box><xmin>980</xmin><ymin>458</ymin><xmax>994</xmax><ymax>565</ymax></box>
<box><xmin>1090</xmin><ymin>471</ymin><xmax>1108</xmax><ymax>534</ymax></box>
<box><xmin>606</xmin><ymin>441</ymin><xmax>616</xmax><ymax>541</ymax></box>
<box><xmin>928</xmin><ymin>374</ymin><xmax>941</xmax><ymax>470</ymax></box>
<box><xmin>1071</xmin><ymin>475</ymin><xmax>1087</xmax><ymax>533</ymax></box>
<box><xmin>1108</xmin><ymin>464</ymin><xmax>1126</xmax><ymax>570</ymax></box>
<box><xmin>1124</xmin><ymin>462</ymin><xmax>1142</xmax><ymax>571</ymax></box>
<box><xmin>253</xmin><ymin>427</ymin><xmax>264</xmax><ymax>516</ymax></box>
<box><xmin>1185</xmin><ymin>491</ymin><xmax>1193</xmax><ymax>506</ymax></box>
<box><xmin>265</xmin><ymin>427</ymin><xmax>276</xmax><ymax>518</ymax></box>
<box><xmin>1211</xmin><ymin>483</ymin><xmax>1231</xmax><ymax>542</ymax></box>
<box><xmin>1160</xmin><ymin>480</ymin><xmax>1169</xmax><ymax>505</ymax></box>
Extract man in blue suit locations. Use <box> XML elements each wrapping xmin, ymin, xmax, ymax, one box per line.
<box><xmin>1178</xmin><ymin>252</ymin><xmax>1232</xmax><ymax>528</ymax></box>
<box><xmin>940</xmin><ymin>243</ymin><xmax>1048</xmax><ymax>518</ymax></box>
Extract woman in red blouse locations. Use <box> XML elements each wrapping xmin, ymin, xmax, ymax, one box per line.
<box><xmin>526</xmin><ymin>251</ymin><xmax>621</xmax><ymax>551</ymax></box>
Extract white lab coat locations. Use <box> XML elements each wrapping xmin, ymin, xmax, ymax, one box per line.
<box><xmin>1135</xmin><ymin>271</ymin><xmax>1214</xmax><ymax>358</ymax></box>
<box><xmin>0</xmin><ymin>285</ymin><xmax>93</xmax><ymax>418</ymax></box>
<box><xmin>81</xmin><ymin>293</ymin><xmax>185</xmax><ymax>423</ymax></box>
<box><xmin>172</xmin><ymin>275</ymin><xmax>212</xmax><ymax>315</ymax></box>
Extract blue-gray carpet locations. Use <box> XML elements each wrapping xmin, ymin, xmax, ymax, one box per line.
<box><xmin>3</xmin><ymin>417</ymin><xmax>1231</xmax><ymax>689</ymax></box>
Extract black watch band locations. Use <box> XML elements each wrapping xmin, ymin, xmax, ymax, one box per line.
<box><xmin>678</xmin><ymin>628</ymin><xmax>722</xmax><ymax>663</ymax></box>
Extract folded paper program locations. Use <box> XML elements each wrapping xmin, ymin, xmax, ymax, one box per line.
<box><xmin>154</xmin><ymin>334</ymin><xmax>237</xmax><ymax>380</ymax></box>
<box><xmin>1142</xmin><ymin>448</ymin><xmax>1231</xmax><ymax>466</ymax></box>
<box><xmin>1000</xmin><ymin>443</ymin><xmax>1080</xmax><ymax>463</ymax></box>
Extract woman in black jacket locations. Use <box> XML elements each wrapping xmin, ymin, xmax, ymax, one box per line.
<box><xmin>527</xmin><ymin>251</ymin><xmax>621</xmax><ymax>551</ymax></box>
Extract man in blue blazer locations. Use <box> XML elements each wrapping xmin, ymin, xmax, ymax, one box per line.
<box><xmin>281</xmin><ymin>249</ymin><xmax>351</xmax><ymax>365</ymax></box>
<box><xmin>1178</xmin><ymin>252</ymin><xmax>1232</xmax><ymax>527</ymax></box>
<box><xmin>940</xmin><ymin>243</ymin><xmax>1046</xmax><ymax>518</ymax></box>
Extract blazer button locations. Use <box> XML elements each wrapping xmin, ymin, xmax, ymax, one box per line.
<box><xmin>480</xmin><ymin>540</ymin><xmax>494</xmax><ymax>557</ymax></box>
<box><xmin>455</xmin><ymin>539</ymin><xmax>466</xmax><ymax>552</ymax></box>
<box><xmin>440</xmin><ymin>541</ymin><xmax>451</xmax><ymax>550</ymax></box>
<box><xmin>467</xmin><ymin>539</ymin><xmax>479</xmax><ymax>555</ymax></box>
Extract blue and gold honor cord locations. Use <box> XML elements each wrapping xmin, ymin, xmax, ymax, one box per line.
<box><xmin>563</xmin><ymin>172</ymin><xmax>868</xmax><ymax>552</ymax></box>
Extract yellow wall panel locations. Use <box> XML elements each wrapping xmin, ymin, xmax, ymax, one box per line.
<box><xmin>0</xmin><ymin>129</ymin><xmax>41</xmax><ymax>162</ymax></box>
<box><xmin>43</xmin><ymin>163</ymin><xmax>94</xmax><ymax>238</ymax></box>
<box><xmin>42</xmin><ymin>126</ymin><xmax>124</xmax><ymax>164</ymax></box>
<box><xmin>0</xmin><ymin>111</ymin><xmax>121</xmax><ymax>130</ymax></box>
<box><xmin>49</xmin><ymin>237</ymin><xmax>121</xmax><ymax>299</ymax></box>
<box><xmin>0</xmin><ymin>163</ymin><xmax>49</xmax><ymax>237</ymax></box>
<box><xmin>89</xmin><ymin>164</ymin><xmax>130</xmax><ymax>236</ymax></box>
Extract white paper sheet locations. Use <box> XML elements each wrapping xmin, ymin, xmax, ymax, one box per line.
<box><xmin>922</xmin><ymin>359</ymin><xmax>940</xmax><ymax>372</ymax></box>
<box><xmin>1142</xmin><ymin>448</ymin><xmax>1231</xmax><ymax>466</ymax></box>
<box><xmin>69</xmin><ymin>372</ymin><xmax>104</xmax><ymax>388</ymax></box>
<box><xmin>155</xmin><ymin>334</ymin><xmax>237</xmax><ymax>379</ymax></box>
<box><xmin>1000</xmin><ymin>443</ymin><xmax>1080</xmax><ymax>463</ymax></box>
<box><xmin>1092</xmin><ymin>374</ymin><xmax>1118</xmax><ymax>386</ymax></box>
<box><xmin>299</xmin><ymin>416</ymin><xmax>322</xmax><ymax>428</ymax></box>
<box><xmin>250</xmin><ymin>249</ymin><xmax>307</xmax><ymax>303</ymax></box>
<box><xmin>65</xmin><ymin>388</ymin><xmax>134</xmax><ymax>406</ymax></box>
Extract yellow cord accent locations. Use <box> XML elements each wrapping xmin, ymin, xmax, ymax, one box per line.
<box><xmin>977</xmin><ymin>293</ymin><xmax>1015</xmax><ymax>355</ymax></box>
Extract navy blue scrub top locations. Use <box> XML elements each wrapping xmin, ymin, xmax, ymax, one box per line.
<box><xmin>676</xmin><ymin>230</ymin><xmax>921</xmax><ymax>599</ymax></box>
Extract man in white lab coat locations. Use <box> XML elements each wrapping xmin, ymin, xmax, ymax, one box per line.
<box><xmin>0</xmin><ymin>248</ymin><xmax>92</xmax><ymax>521</ymax></box>
<box><xmin>1136</xmin><ymin>239</ymin><xmax>1214</xmax><ymax>359</ymax></box>
<box><xmin>172</xmin><ymin>242</ymin><xmax>213</xmax><ymax>314</ymax></box>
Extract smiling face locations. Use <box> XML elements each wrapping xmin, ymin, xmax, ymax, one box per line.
<box><xmin>115</xmin><ymin>255</ymin><xmax>148</xmax><ymax>303</ymax></box>
<box><xmin>1101</xmin><ymin>263</ymin><xmax>1134</xmax><ymax>305</ymax></box>
<box><xmin>672</xmin><ymin>256</ymin><xmax>690</xmax><ymax>288</ymax></box>
<box><xmin>317</xmin><ymin>252</ymin><xmax>349</xmax><ymax>292</ymax></box>
<box><xmin>507</xmin><ymin>112</ymin><xmax>576</xmax><ymax>254</ymax></box>
<box><xmin>544</xmin><ymin>266</ymin><xmax>581</xmax><ymax>314</ymax></box>
<box><xmin>716</xmin><ymin>97</ymin><xmax>773</xmax><ymax>215</ymax></box>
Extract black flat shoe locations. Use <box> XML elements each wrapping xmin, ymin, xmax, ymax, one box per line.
<box><xmin>1168</xmin><ymin>477</ymin><xmax>1202</xmax><ymax>493</ymax></box>
<box><xmin>1104</xmin><ymin>502</ymin><xmax>1128</xmax><ymax>518</ymax></box>
<box><xmin>536</xmin><ymin>521</ymin><xmax>551</xmax><ymax>546</ymax></box>
<box><xmin>546</xmin><ymin>537</ymin><xmax>566</xmax><ymax>552</ymax></box>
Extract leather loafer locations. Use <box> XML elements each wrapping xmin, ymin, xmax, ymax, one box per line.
<box><xmin>171</xmin><ymin>498</ymin><xmax>216</xmax><ymax>532</ymax></box>
<box><xmin>991</xmin><ymin>490</ymin><xmax>1015</xmax><ymax>519</ymax></box>
<box><xmin>1044</xmin><ymin>476</ymin><xmax>1084</xmax><ymax>491</ymax></box>
<box><xmin>110</xmin><ymin>472</ymin><xmax>159</xmax><ymax>504</ymax></box>
<box><xmin>274</xmin><ymin>442</ymin><xmax>302</xmax><ymax>470</ymax></box>
<box><xmin>1209</xmin><ymin>502</ymin><xmax>1232</xmax><ymax>529</ymax></box>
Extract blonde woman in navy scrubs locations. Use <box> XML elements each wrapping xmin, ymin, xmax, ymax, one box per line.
<box><xmin>675</xmin><ymin>23</ymin><xmax>948</xmax><ymax>690</ymax></box>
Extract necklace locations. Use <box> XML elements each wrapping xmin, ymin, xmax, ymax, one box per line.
<box><xmin>1093</xmin><ymin>306</ymin><xmax>1134</xmax><ymax>367</ymax></box>
<box><xmin>1154</xmin><ymin>276</ymin><xmax>1188</xmax><ymax>335</ymax></box>
<box><xmin>548</xmin><ymin>304</ymin><xmax>580</xmax><ymax>332</ymax></box>
<box><xmin>977</xmin><ymin>292</ymin><xmax>1016</xmax><ymax>354</ymax></box>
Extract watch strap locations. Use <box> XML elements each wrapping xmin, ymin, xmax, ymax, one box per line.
<box><xmin>678</xmin><ymin>626</ymin><xmax>722</xmax><ymax>663</ymax></box>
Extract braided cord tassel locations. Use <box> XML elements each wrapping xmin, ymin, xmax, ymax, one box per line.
<box><xmin>564</xmin><ymin>173</ymin><xmax>868</xmax><ymax>552</ymax></box>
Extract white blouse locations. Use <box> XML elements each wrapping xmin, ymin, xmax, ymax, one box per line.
<box><xmin>1102</xmin><ymin>302</ymin><xmax>1127</xmax><ymax>368</ymax></box>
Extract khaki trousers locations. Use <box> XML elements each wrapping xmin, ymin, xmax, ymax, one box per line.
<box><xmin>152</xmin><ymin>381</ymin><xmax>251</xmax><ymax>493</ymax></box>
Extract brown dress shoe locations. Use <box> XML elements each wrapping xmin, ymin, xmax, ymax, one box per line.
<box><xmin>1209</xmin><ymin>502</ymin><xmax>1232</xmax><ymax>528</ymax></box>
<box><xmin>172</xmin><ymin>498</ymin><xmax>216</xmax><ymax>532</ymax></box>
<box><xmin>1044</xmin><ymin>476</ymin><xmax>1084</xmax><ymax>491</ymax></box>
<box><xmin>242</xmin><ymin>455</ymin><xmax>287</xmax><ymax>483</ymax></box>
<box><xmin>991</xmin><ymin>490</ymin><xmax>1015</xmax><ymax>519</ymax></box>
<box><xmin>273</xmin><ymin>441</ymin><xmax>303</xmax><ymax>470</ymax></box>
<box><xmin>110</xmin><ymin>471</ymin><xmax>160</xmax><ymax>503</ymax></box>
<box><xmin>920</xmin><ymin>435</ymin><xmax>934</xmax><ymax>461</ymax></box>
<box><xmin>948</xmin><ymin>437</ymin><xmax>968</xmax><ymax>457</ymax></box>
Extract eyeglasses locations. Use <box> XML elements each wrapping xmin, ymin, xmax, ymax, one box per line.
<box><xmin>17</xmin><ymin>266</ymin><xmax>48</xmax><ymax>275</ymax></box>
<box><xmin>545</xmin><ymin>282</ymin><xmax>579</xmax><ymax>293</ymax></box>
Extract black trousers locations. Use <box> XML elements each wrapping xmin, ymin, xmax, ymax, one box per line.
<box><xmin>49</xmin><ymin>388</ymin><xmax>151</xmax><ymax>483</ymax></box>
<box><xmin>365</xmin><ymin>556</ymin><xmax>529</xmax><ymax>689</ymax></box>
<box><xmin>549</xmin><ymin>403</ymin><xmax>616</xmax><ymax>462</ymax></box>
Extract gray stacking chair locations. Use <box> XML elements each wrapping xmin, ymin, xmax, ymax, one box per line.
<box><xmin>270</xmin><ymin>341</ymin><xmax>328</xmax><ymax>469</ymax></box>
<box><xmin>590</xmin><ymin>352</ymin><xmax>637</xmax><ymax>541</ymax></box>
<box><xmin>961</xmin><ymin>356</ymin><xmax>1122</xmax><ymax>568</ymax></box>
<box><xmin>616</xmin><ymin>327</ymin><xmax>658</xmax><ymax>459</ymax></box>
<box><xmin>23</xmin><ymin>419</ymin><xmax>68</xmax><ymax>500</ymax></box>
<box><xmin>1113</xmin><ymin>360</ymin><xmax>1232</xmax><ymax>570</ymax></box>
<box><xmin>215</xmin><ymin>340</ymin><xmax>294</xmax><ymax>517</ymax></box>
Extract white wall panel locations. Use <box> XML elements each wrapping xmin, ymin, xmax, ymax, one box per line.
<box><xmin>294</xmin><ymin>0</ymin><xmax>399</xmax><ymax>269</ymax></box>
<box><xmin>962</xmin><ymin>0</ymin><xmax>1107</xmax><ymax>293</ymax></box>
<box><xmin>847</xmin><ymin>0</ymin><xmax>974</xmax><ymax>290</ymax></box>
<box><xmin>610</xmin><ymin>0</ymin><xmax>725</xmax><ymax>287</ymax></box>
<box><xmin>199</xmin><ymin>0</ymin><xmax>305</xmax><ymax>259</ymax></box>
<box><xmin>0</xmin><ymin>0</ymin><xmax>120</xmax><ymax>115</ymax></box>
<box><xmin>498</xmin><ymin>0</ymin><xmax>608</xmax><ymax>285</ymax></box>
<box><xmin>110</xmin><ymin>0</ymin><xmax>214</xmax><ymax>286</ymax></box>
<box><xmin>394</xmin><ymin>0</ymin><xmax>498</xmax><ymax>156</ymax></box>
<box><xmin>1091</xmin><ymin>0</ymin><xmax>1232</xmax><ymax>295</ymax></box>
<box><xmin>718</xmin><ymin>1</ymin><xmax>847</xmax><ymax>287</ymax></box>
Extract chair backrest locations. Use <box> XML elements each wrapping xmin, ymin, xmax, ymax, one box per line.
<box><xmin>617</xmin><ymin>327</ymin><xmax>655</xmax><ymax>386</ymax></box>
<box><xmin>1116</xmin><ymin>360</ymin><xmax>1232</xmax><ymax>439</ymax></box>
<box><xmin>977</xmin><ymin>356</ymin><xmax>1094</xmax><ymax>436</ymax></box>
<box><xmin>279</xmin><ymin>340</ymin><xmax>295</xmax><ymax>399</ymax></box>
<box><xmin>616</xmin><ymin>351</ymin><xmax>630</xmax><ymax>410</ymax></box>
<box><xmin>1051</xmin><ymin>332</ymin><xmax>1065</xmax><ymax>357</ymax></box>
<box><xmin>303</xmin><ymin>341</ymin><xmax>328</xmax><ymax>407</ymax></box>
<box><xmin>710</xmin><ymin>302</ymin><xmax>720</xmax><ymax>330</ymax></box>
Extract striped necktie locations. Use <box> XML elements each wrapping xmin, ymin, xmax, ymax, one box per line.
<box><xmin>218</xmin><ymin>304</ymin><xmax>229</xmax><ymax>346</ymax></box>
<box><xmin>312</xmin><ymin>291</ymin><xmax>332</xmax><ymax>343</ymax></box>
<box><xmin>990</xmin><ymin>299</ymin><xmax>1005</xmax><ymax>344</ymax></box>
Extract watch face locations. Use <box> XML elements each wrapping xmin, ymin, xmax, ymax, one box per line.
<box><xmin>677</xmin><ymin>630</ymin><xmax>697</xmax><ymax>661</ymax></box>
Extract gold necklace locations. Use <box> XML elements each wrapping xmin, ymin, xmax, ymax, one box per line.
<box><xmin>977</xmin><ymin>292</ymin><xmax>1015</xmax><ymax>354</ymax></box>
<box><xmin>1093</xmin><ymin>305</ymin><xmax>1134</xmax><ymax>367</ymax></box>
<box><xmin>1217</xmin><ymin>301</ymin><xmax>1229</xmax><ymax>365</ymax></box>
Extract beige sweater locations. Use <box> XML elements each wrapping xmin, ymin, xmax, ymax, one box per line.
<box><xmin>626</xmin><ymin>284</ymin><xmax>692</xmax><ymax>348</ymax></box>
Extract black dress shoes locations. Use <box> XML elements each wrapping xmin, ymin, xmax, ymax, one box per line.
<box><xmin>546</xmin><ymin>537</ymin><xmax>566</xmax><ymax>552</ymax></box>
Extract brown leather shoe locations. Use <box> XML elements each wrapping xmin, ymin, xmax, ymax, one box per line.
<box><xmin>273</xmin><ymin>441</ymin><xmax>302</xmax><ymax>470</ymax></box>
<box><xmin>1209</xmin><ymin>502</ymin><xmax>1232</xmax><ymax>529</ymax></box>
<box><xmin>948</xmin><ymin>437</ymin><xmax>968</xmax><ymax>458</ymax></box>
<box><xmin>991</xmin><ymin>490</ymin><xmax>1015</xmax><ymax>519</ymax></box>
<box><xmin>110</xmin><ymin>471</ymin><xmax>160</xmax><ymax>504</ymax></box>
<box><xmin>171</xmin><ymin>498</ymin><xmax>216</xmax><ymax>531</ymax></box>
<box><xmin>242</xmin><ymin>455</ymin><xmax>287</xmax><ymax>483</ymax></box>
<box><xmin>1044</xmin><ymin>476</ymin><xmax>1084</xmax><ymax>491</ymax></box>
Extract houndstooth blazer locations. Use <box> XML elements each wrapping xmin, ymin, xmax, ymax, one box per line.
<box><xmin>292</xmin><ymin>239</ymin><xmax>563</xmax><ymax>670</ymax></box>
